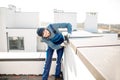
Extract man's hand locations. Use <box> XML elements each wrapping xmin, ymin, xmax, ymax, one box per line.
<box><xmin>64</xmin><ymin>34</ymin><xmax>70</xmax><ymax>43</ymax></box>
<box><xmin>60</xmin><ymin>43</ymin><xmax>66</xmax><ymax>48</ymax></box>
<box><xmin>67</xmin><ymin>33</ymin><xmax>71</xmax><ymax>38</ymax></box>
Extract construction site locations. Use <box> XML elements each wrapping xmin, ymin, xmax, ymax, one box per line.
<box><xmin>0</xmin><ymin>5</ymin><xmax>120</xmax><ymax>80</ymax></box>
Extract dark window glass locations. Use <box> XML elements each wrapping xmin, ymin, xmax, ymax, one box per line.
<box><xmin>9</xmin><ymin>37</ymin><xmax>24</xmax><ymax>50</ymax></box>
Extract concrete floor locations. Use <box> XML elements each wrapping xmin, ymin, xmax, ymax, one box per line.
<box><xmin>0</xmin><ymin>75</ymin><xmax>63</xmax><ymax>80</ymax></box>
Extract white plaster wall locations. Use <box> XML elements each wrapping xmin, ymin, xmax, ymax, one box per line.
<box><xmin>14</xmin><ymin>12</ymin><xmax>39</xmax><ymax>28</ymax></box>
<box><xmin>54</xmin><ymin>12</ymin><xmax>77</xmax><ymax>30</ymax></box>
<box><xmin>0</xmin><ymin>7</ymin><xmax>39</xmax><ymax>29</ymax></box>
<box><xmin>84</xmin><ymin>12</ymin><xmax>98</xmax><ymax>33</ymax></box>
<box><xmin>7</xmin><ymin>29</ymin><xmax>37</xmax><ymax>52</ymax></box>
<box><xmin>0</xmin><ymin>52</ymin><xmax>56</xmax><ymax>75</ymax></box>
<box><xmin>0</xmin><ymin>7</ymin><xmax>40</xmax><ymax>52</ymax></box>
<box><xmin>0</xmin><ymin>7</ymin><xmax>8</xmax><ymax>52</ymax></box>
<box><xmin>6</xmin><ymin>8</ymin><xmax>15</xmax><ymax>28</ymax></box>
<box><xmin>0</xmin><ymin>61</ymin><xmax>56</xmax><ymax>75</ymax></box>
<box><xmin>0</xmin><ymin>61</ymin><xmax>44</xmax><ymax>74</ymax></box>
<box><xmin>63</xmin><ymin>45</ymin><xmax>95</xmax><ymax>80</ymax></box>
<box><xmin>102</xmin><ymin>33</ymin><xmax>118</xmax><ymax>40</ymax></box>
<box><xmin>37</xmin><ymin>37</ymin><xmax>47</xmax><ymax>52</ymax></box>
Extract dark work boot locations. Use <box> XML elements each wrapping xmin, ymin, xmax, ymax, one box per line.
<box><xmin>55</xmin><ymin>72</ymin><xmax>63</xmax><ymax>80</ymax></box>
<box><xmin>64</xmin><ymin>35</ymin><xmax>69</xmax><ymax>43</ymax></box>
<box><xmin>55</xmin><ymin>77</ymin><xmax>63</xmax><ymax>80</ymax></box>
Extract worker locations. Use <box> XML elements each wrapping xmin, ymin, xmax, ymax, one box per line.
<box><xmin>37</xmin><ymin>23</ymin><xmax>72</xmax><ymax>80</ymax></box>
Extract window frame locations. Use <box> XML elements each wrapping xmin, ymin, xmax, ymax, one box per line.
<box><xmin>8</xmin><ymin>36</ymin><xmax>25</xmax><ymax>51</ymax></box>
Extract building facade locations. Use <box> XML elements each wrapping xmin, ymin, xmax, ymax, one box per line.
<box><xmin>0</xmin><ymin>5</ymin><xmax>41</xmax><ymax>52</ymax></box>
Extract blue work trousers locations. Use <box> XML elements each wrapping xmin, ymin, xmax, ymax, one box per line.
<box><xmin>42</xmin><ymin>46</ymin><xmax>64</xmax><ymax>80</ymax></box>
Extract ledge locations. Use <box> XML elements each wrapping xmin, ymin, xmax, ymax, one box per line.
<box><xmin>69</xmin><ymin>30</ymin><xmax>120</xmax><ymax>80</ymax></box>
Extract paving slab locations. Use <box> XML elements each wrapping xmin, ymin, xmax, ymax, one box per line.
<box><xmin>0</xmin><ymin>75</ymin><xmax>61</xmax><ymax>80</ymax></box>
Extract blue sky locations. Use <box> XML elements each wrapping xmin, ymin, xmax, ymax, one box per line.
<box><xmin>0</xmin><ymin>0</ymin><xmax>120</xmax><ymax>24</ymax></box>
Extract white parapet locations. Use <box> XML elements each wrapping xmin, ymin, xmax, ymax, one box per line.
<box><xmin>63</xmin><ymin>45</ymin><xmax>95</xmax><ymax>80</ymax></box>
<box><xmin>0</xmin><ymin>52</ymin><xmax>57</xmax><ymax>75</ymax></box>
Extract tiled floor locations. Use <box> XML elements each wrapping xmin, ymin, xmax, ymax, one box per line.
<box><xmin>0</xmin><ymin>75</ymin><xmax>63</xmax><ymax>80</ymax></box>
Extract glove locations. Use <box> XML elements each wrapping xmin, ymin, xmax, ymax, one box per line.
<box><xmin>64</xmin><ymin>33</ymin><xmax>70</xmax><ymax>43</ymax></box>
<box><xmin>60</xmin><ymin>43</ymin><xmax>66</xmax><ymax>48</ymax></box>
<box><xmin>67</xmin><ymin>33</ymin><xmax>71</xmax><ymax>38</ymax></box>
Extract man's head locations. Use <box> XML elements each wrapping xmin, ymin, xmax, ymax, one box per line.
<box><xmin>37</xmin><ymin>28</ymin><xmax>50</xmax><ymax>38</ymax></box>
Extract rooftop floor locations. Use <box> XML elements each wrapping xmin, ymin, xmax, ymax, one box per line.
<box><xmin>0</xmin><ymin>75</ymin><xmax>63</xmax><ymax>80</ymax></box>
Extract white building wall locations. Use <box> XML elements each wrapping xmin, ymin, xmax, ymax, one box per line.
<box><xmin>14</xmin><ymin>12</ymin><xmax>39</xmax><ymax>28</ymax></box>
<box><xmin>0</xmin><ymin>5</ymin><xmax>56</xmax><ymax>75</ymax></box>
<box><xmin>0</xmin><ymin>5</ymin><xmax>40</xmax><ymax>52</ymax></box>
<box><xmin>6</xmin><ymin>5</ymin><xmax>40</xmax><ymax>28</ymax></box>
<box><xmin>6</xmin><ymin>8</ymin><xmax>15</xmax><ymax>28</ymax></box>
<box><xmin>101</xmin><ymin>33</ymin><xmax>118</xmax><ymax>40</ymax></box>
<box><xmin>63</xmin><ymin>45</ymin><xmax>95</xmax><ymax>80</ymax></box>
<box><xmin>84</xmin><ymin>12</ymin><xmax>98</xmax><ymax>33</ymax></box>
<box><xmin>0</xmin><ymin>52</ymin><xmax>56</xmax><ymax>75</ymax></box>
<box><xmin>0</xmin><ymin>7</ymin><xmax>8</xmax><ymax>52</ymax></box>
<box><xmin>7</xmin><ymin>29</ymin><xmax>37</xmax><ymax>52</ymax></box>
<box><xmin>54</xmin><ymin>12</ymin><xmax>77</xmax><ymax>30</ymax></box>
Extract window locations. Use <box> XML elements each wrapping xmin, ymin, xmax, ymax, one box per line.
<box><xmin>9</xmin><ymin>37</ymin><xmax>24</xmax><ymax>50</ymax></box>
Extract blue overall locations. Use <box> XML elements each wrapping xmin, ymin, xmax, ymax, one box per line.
<box><xmin>41</xmin><ymin>23</ymin><xmax>72</xmax><ymax>80</ymax></box>
<box><xmin>42</xmin><ymin>33</ymin><xmax>64</xmax><ymax>80</ymax></box>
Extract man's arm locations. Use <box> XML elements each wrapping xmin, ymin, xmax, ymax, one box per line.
<box><xmin>42</xmin><ymin>38</ymin><xmax>62</xmax><ymax>50</ymax></box>
<box><xmin>49</xmin><ymin>23</ymin><xmax>72</xmax><ymax>34</ymax></box>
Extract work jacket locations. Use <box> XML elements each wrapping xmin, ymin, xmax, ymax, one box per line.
<box><xmin>41</xmin><ymin>23</ymin><xmax>72</xmax><ymax>50</ymax></box>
